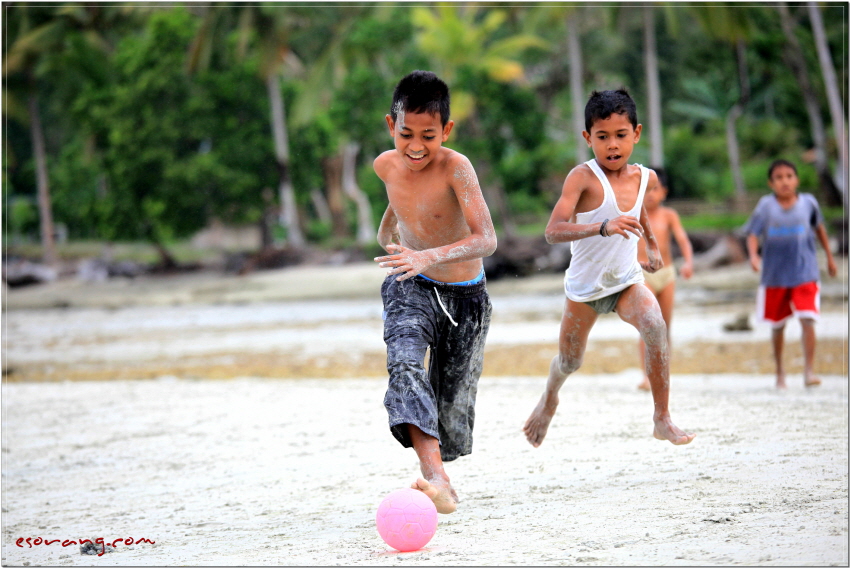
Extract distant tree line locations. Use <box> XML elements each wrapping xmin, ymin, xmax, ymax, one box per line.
<box><xmin>3</xmin><ymin>3</ymin><xmax>846</xmax><ymax>265</ymax></box>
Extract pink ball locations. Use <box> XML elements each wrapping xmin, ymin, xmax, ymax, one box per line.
<box><xmin>375</xmin><ymin>488</ymin><xmax>438</xmax><ymax>552</ymax></box>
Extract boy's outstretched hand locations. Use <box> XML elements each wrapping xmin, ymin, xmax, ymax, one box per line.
<box><xmin>375</xmin><ymin>244</ymin><xmax>435</xmax><ymax>281</ymax></box>
<box><xmin>605</xmin><ymin>215</ymin><xmax>644</xmax><ymax>240</ymax></box>
<box><xmin>640</xmin><ymin>246</ymin><xmax>664</xmax><ymax>273</ymax></box>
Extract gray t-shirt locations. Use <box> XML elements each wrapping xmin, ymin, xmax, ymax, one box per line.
<box><xmin>744</xmin><ymin>193</ymin><xmax>823</xmax><ymax>287</ymax></box>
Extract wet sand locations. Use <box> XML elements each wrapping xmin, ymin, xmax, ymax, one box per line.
<box><xmin>2</xmin><ymin>262</ymin><xmax>848</xmax><ymax>565</ymax></box>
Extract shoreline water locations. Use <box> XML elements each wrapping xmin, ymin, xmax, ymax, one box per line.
<box><xmin>4</xmin><ymin>260</ymin><xmax>847</xmax><ymax>383</ymax></box>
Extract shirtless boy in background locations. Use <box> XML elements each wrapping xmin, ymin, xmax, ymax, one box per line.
<box><xmin>636</xmin><ymin>170</ymin><xmax>694</xmax><ymax>390</ymax></box>
<box><xmin>373</xmin><ymin>70</ymin><xmax>497</xmax><ymax>513</ymax></box>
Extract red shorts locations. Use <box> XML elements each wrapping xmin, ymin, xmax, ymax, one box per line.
<box><xmin>757</xmin><ymin>281</ymin><xmax>820</xmax><ymax>328</ymax></box>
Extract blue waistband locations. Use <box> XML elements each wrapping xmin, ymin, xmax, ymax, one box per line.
<box><xmin>417</xmin><ymin>269</ymin><xmax>485</xmax><ymax>286</ymax></box>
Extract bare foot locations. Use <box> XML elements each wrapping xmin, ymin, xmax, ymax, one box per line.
<box><xmin>411</xmin><ymin>477</ymin><xmax>457</xmax><ymax>514</ymax></box>
<box><xmin>776</xmin><ymin>372</ymin><xmax>787</xmax><ymax>390</ymax></box>
<box><xmin>523</xmin><ymin>395</ymin><xmax>557</xmax><ymax>447</ymax></box>
<box><xmin>804</xmin><ymin>374</ymin><xmax>822</xmax><ymax>387</ymax></box>
<box><xmin>652</xmin><ymin>416</ymin><xmax>696</xmax><ymax>445</ymax></box>
<box><xmin>637</xmin><ymin>378</ymin><xmax>651</xmax><ymax>391</ymax></box>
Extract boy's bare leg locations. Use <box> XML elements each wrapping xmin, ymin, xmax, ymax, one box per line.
<box><xmin>617</xmin><ymin>285</ymin><xmax>695</xmax><ymax>445</ymax></box>
<box><xmin>407</xmin><ymin>424</ymin><xmax>458</xmax><ymax>514</ymax></box>
<box><xmin>639</xmin><ymin>282</ymin><xmax>675</xmax><ymax>390</ymax></box>
<box><xmin>524</xmin><ymin>299</ymin><xmax>597</xmax><ymax>447</ymax></box>
<box><xmin>637</xmin><ymin>336</ymin><xmax>650</xmax><ymax>390</ymax></box>
<box><xmin>800</xmin><ymin>318</ymin><xmax>821</xmax><ymax>386</ymax></box>
<box><xmin>772</xmin><ymin>325</ymin><xmax>787</xmax><ymax>389</ymax></box>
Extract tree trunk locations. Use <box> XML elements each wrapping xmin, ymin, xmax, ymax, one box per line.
<box><xmin>484</xmin><ymin>185</ymin><xmax>515</xmax><ymax>240</ymax></box>
<box><xmin>777</xmin><ymin>3</ymin><xmax>842</xmax><ymax>206</ymax></box>
<box><xmin>727</xmin><ymin>39</ymin><xmax>750</xmax><ymax>211</ymax></box>
<box><xmin>341</xmin><ymin>143</ymin><xmax>375</xmax><ymax>246</ymax></box>
<box><xmin>322</xmin><ymin>153</ymin><xmax>348</xmax><ymax>239</ymax></box>
<box><xmin>152</xmin><ymin>242</ymin><xmax>179</xmax><ymax>271</ymax></box>
<box><xmin>141</xmin><ymin>219</ymin><xmax>179</xmax><ymax>270</ymax></box>
<box><xmin>643</xmin><ymin>5</ymin><xmax>664</xmax><ymax>169</ymax></box>
<box><xmin>567</xmin><ymin>14</ymin><xmax>588</xmax><ymax>164</ymax></box>
<box><xmin>260</xmin><ymin>187</ymin><xmax>277</xmax><ymax>250</ymax></box>
<box><xmin>309</xmin><ymin>188</ymin><xmax>332</xmax><ymax>224</ymax></box>
<box><xmin>27</xmin><ymin>92</ymin><xmax>57</xmax><ymax>266</ymax></box>
<box><xmin>808</xmin><ymin>1</ymin><xmax>847</xmax><ymax>203</ymax></box>
<box><xmin>267</xmin><ymin>73</ymin><xmax>305</xmax><ymax>247</ymax></box>
<box><xmin>469</xmin><ymin>152</ymin><xmax>516</xmax><ymax>240</ymax></box>
<box><xmin>735</xmin><ymin>39</ymin><xmax>751</xmax><ymax>104</ymax></box>
<box><xmin>725</xmin><ymin>102</ymin><xmax>747</xmax><ymax>209</ymax></box>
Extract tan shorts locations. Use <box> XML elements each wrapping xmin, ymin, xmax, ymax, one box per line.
<box><xmin>642</xmin><ymin>265</ymin><xmax>676</xmax><ymax>294</ymax></box>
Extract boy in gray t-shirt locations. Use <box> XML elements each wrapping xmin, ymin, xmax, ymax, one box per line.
<box><xmin>744</xmin><ymin>159</ymin><xmax>837</xmax><ymax>389</ymax></box>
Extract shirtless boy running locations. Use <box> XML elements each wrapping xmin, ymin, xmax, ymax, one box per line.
<box><xmin>523</xmin><ymin>89</ymin><xmax>695</xmax><ymax>448</ymax></box>
<box><xmin>373</xmin><ymin>71</ymin><xmax>497</xmax><ymax>514</ymax></box>
<box><xmin>636</xmin><ymin>170</ymin><xmax>694</xmax><ymax>390</ymax></box>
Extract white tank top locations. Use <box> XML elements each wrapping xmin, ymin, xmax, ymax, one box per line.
<box><xmin>564</xmin><ymin>159</ymin><xmax>648</xmax><ymax>302</ymax></box>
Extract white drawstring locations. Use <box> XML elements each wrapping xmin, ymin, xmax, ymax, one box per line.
<box><xmin>433</xmin><ymin>289</ymin><xmax>458</xmax><ymax>327</ymax></box>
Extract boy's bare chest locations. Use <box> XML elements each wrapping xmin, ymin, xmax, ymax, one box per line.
<box><xmin>648</xmin><ymin>208</ymin><xmax>668</xmax><ymax>228</ymax></box>
<box><xmin>647</xmin><ymin>209</ymin><xmax>671</xmax><ymax>240</ymax></box>
<box><xmin>386</xmin><ymin>177</ymin><xmax>458</xmax><ymax>223</ymax></box>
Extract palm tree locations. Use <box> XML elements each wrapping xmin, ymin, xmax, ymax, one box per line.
<box><xmin>566</xmin><ymin>12</ymin><xmax>588</xmax><ymax>164</ymax></box>
<box><xmin>4</xmin><ymin>4</ymin><xmax>147</xmax><ymax>265</ymax></box>
<box><xmin>188</xmin><ymin>5</ymin><xmax>307</xmax><ymax>247</ymax></box>
<box><xmin>607</xmin><ymin>3</ymin><xmax>683</xmax><ymax>170</ymax></box>
<box><xmin>412</xmin><ymin>5</ymin><xmax>547</xmax><ymax>238</ymax></box>
<box><xmin>287</xmin><ymin>6</ymin><xmax>379</xmax><ymax>246</ymax></box>
<box><xmin>669</xmin><ymin>73</ymin><xmax>747</xmax><ymax>203</ymax></box>
<box><xmin>807</xmin><ymin>2</ymin><xmax>847</xmax><ymax>203</ymax></box>
<box><xmin>4</xmin><ymin>6</ymin><xmax>62</xmax><ymax>266</ymax></box>
<box><xmin>412</xmin><ymin>5</ymin><xmax>548</xmax><ymax>121</ymax></box>
<box><xmin>688</xmin><ymin>4</ymin><xmax>759</xmax><ymax>207</ymax></box>
<box><xmin>341</xmin><ymin>142</ymin><xmax>374</xmax><ymax>245</ymax></box>
<box><xmin>776</xmin><ymin>3</ymin><xmax>842</xmax><ymax>206</ymax></box>
<box><xmin>642</xmin><ymin>4</ymin><xmax>664</xmax><ymax>169</ymax></box>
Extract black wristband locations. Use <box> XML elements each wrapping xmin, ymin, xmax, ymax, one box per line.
<box><xmin>600</xmin><ymin>219</ymin><xmax>609</xmax><ymax>237</ymax></box>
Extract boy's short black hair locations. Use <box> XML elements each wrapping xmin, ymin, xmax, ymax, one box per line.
<box><xmin>655</xmin><ymin>167</ymin><xmax>670</xmax><ymax>190</ymax></box>
<box><xmin>584</xmin><ymin>88</ymin><xmax>638</xmax><ymax>132</ymax></box>
<box><xmin>767</xmin><ymin>159</ymin><xmax>797</xmax><ymax>180</ymax></box>
<box><xmin>390</xmin><ymin>70</ymin><xmax>451</xmax><ymax>127</ymax></box>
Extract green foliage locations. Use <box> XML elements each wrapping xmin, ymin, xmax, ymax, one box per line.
<box><xmin>185</xmin><ymin>59</ymin><xmax>278</xmax><ymax>224</ymax></box>
<box><xmin>665</xmin><ymin>123</ymin><xmax>731</xmax><ymax>199</ymax></box>
<box><xmin>50</xmin><ymin>137</ymin><xmax>103</xmax><ymax>238</ymax></box>
<box><xmin>680</xmin><ymin>212</ymin><xmax>752</xmax><ymax>232</ymax></box>
<box><xmin>455</xmin><ymin>71</ymin><xmax>552</xmax><ymax>207</ymax></box>
<box><xmin>7</xmin><ymin>196</ymin><xmax>38</xmax><ymax>238</ymax></box>
<box><xmin>737</xmin><ymin>117</ymin><xmax>801</xmax><ymax>160</ymax></box>
<box><xmin>2</xmin><ymin>4</ymin><xmax>846</xmax><ymax>256</ymax></box>
<box><xmin>289</xmin><ymin>108</ymin><xmax>336</xmax><ymax>205</ymax></box>
<box><xmin>48</xmin><ymin>8</ymin><xmax>277</xmax><ymax>242</ymax></box>
<box><xmin>306</xmin><ymin>219</ymin><xmax>332</xmax><ymax>242</ymax></box>
<box><xmin>71</xmin><ymin>9</ymin><xmax>205</xmax><ymax>242</ymax></box>
<box><xmin>327</xmin><ymin>64</ymin><xmax>393</xmax><ymax>161</ymax></box>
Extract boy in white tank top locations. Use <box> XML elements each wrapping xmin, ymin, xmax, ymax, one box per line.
<box><xmin>523</xmin><ymin>89</ymin><xmax>695</xmax><ymax>447</ymax></box>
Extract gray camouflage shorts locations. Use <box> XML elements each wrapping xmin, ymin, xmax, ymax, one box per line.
<box><xmin>380</xmin><ymin>273</ymin><xmax>492</xmax><ymax>462</ymax></box>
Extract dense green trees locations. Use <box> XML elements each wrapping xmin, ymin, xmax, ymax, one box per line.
<box><xmin>3</xmin><ymin>3</ymin><xmax>846</xmax><ymax>258</ymax></box>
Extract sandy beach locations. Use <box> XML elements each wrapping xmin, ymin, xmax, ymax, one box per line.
<box><xmin>2</xmin><ymin>262</ymin><xmax>848</xmax><ymax>565</ymax></box>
